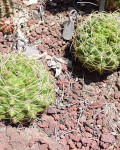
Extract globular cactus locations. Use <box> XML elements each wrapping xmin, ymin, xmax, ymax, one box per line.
<box><xmin>0</xmin><ymin>17</ymin><xmax>14</xmax><ymax>34</ymax></box>
<box><xmin>0</xmin><ymin>54</ymin><xmax>55</xmax><ymax>123</ymax></box>
<box><xmin>0</xmin><ymin>0</ymin><xmax>13</xmax><ymax>18</ymax></box>
<box><xmin>73</xmin><ymin>12</ymin><xmax>120</xmax><ymax>74</ymax></box>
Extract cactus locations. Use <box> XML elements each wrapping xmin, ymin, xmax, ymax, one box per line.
<box><xmin>73</xmin><ymin>12</ymin><xmax>120</xmax><ymax>74</ymax></box>
<box><xmin>0</xmin><ymin>54</ymin><xmax>55</xmax><ymax>123</ymax></box>
<box><xmin>0</xmin><ymin>0</ymin><xmax>13</xmax><ymax>18</ymax></box>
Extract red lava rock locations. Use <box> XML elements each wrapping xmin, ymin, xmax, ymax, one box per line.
<box><xmin>44</xmin><ymin>37</ymin><xmax>51</xmax><ymax>45</ymax></box>
<box><xmin>63</xmin><ymin>144</ymin><xmax>70</xmax><ymax>150</ymax></box>
<box><xmin>29</xmin><ymin>36</ymin><xmax>36</xmax><ymax>43</ymax></box>
<box><xmin>48</xmin><ymin>51</ymin><xmax>54</xmax><ymax>56</ymax></box>
<box><xmin>60</xmin><ymin>138</ymin><xmax>67</xmax><ymax>146</ymax></box>
<box><xmin>53</xmin><ymin>114</ymin><xmax>59</xmax><ymax>121</ymax></box>
<box><xmin>0</xmin><ymin>32</ymin><xmax>3</xmax><ymax>36</ymax></box>
<box><xmin>42</xmin><ymin>114</ymin><xmax>54</xmax><ymax>121</ymax></box>
<box><xmin>51</xmin><ymin>30</ymin><xmax>58</xmax><ymax>37</ymax></box>
<box><xmin>36</xmin><ymin>34</ymin><xmax>40</xmax><ymax>40</ymax></box>
<box><xmin>87</xmin><ymin>109</ymin><xmax>94</xmax><ymax>116</ymax></box>
<box><xmin>31</xmin><ymin>31</ymin><xmax>37</xmax><ymax>37</ymax></box>
<box><xmin>82</xmin><ymin>93</ymin><xmax>89</xmax><ymax>100</ymax></box>
<box><xmin>72</xmin><ymin>148</ymin><xmax>79</xmax><ymax>150</ymax></box>
<box><xmin>81</xmin><ymin>146</ymin><xmax>86</xmax><ymax>150</ymax></box>
<box><xmin>101</xmin><ymin>127</ymin><xmax>109</xmax><ymax>133</ymax></box>
<box><xmin>66</xmin><ymin>120</ymin><xmax>75</xmax><ymax>129</ymax></box>
<box><xmin>76</xmin><ymin>142</ymin><xmax>82</xmax><ymax>148</ymax></box>
<box><xmin>84</xmin><ymin>126</ymin><xmax>93</xmax><ymax>133</ymax></box>
<box><xmin>38</xmin><ymin>44</ymin><xmax>46</xmax><ymax>52</ymax></box>
<box><xmin>59</xmin><ymin>124</ymin><xmax>65</xmax><ymax>130</ymax></box>
<box><xmin>88</xmin><ymin>118</ymin><xmax>95</xmax><ymax>124</ymax></box>
<box><xmin>61</xmin><ymin>63</ymin><xmax>67</xmax><ymax>72</ymax></box>
<box><xmin>57</xmin><ymin>79</ymin><xmax>63</xmax><ymax>90</ymax></box>
<box><xmin>97</xmin><ymin>113</ymin><xmax>104</xmax><ymax>120</ymax></box>
<box><xmin>65</xmin><ymin>90</ymin><xmax>72</xmax><ymax>97</ymax></box>
<box><xmin>114</xmin><ymin>92</ymin><xmax>120</xmax><ymax>99</ymax></box>
<box><xmin>74</xmin><ymin>83</ymin><xmax>82</xmax><ymax>90</ymax></box>
<box><xmin>81</xmin><ymin>137</ymin><xmax>92</xmax><ymax>146</ymax></box>
<box><xmin>116</xmin><ymin>135</ymin><xmax>120</xmax><ymax>141</ymax></box>
<box><xmin>35</xmin><ymin>27</ymin><xmax>42</xmax><ymax>34</ymax></box>
<box><xmin>70</xmin><ymin>106</ymin><xmax>77</xmax><ymax>113</ymax></box>
<box><xmin>67</xmin><ymin>139</ymin><xmax>76</xmax><ymax>149</ymax></box>
<box><xmin>58</xmin><ymin>41</ymin><xmax>63</xmax><ymax>46</ymax></box>
<box><xmin>49</xmin><ymin>120</ymin><xmax>57</xmax><ymax>132</ymax></box>
<box><xmin>100</xmin><ymin>133</ymin><xmax>115</xmax><ymax>143</ymax></box>
<box><xmin>115</xmin><ymin>103</ymin><xmax>120</xmax><ymax>111</ymax></box>
<box><xmin>8</xmin><ymin>36</ymin><xmax>13</xmax><ymax>42</ymax></box>
<box><xmin>52</xmin><ymin>42</ymin><xmax>58</xmax><ymax>48</ymax></box>
<box><xmin>40</xmin><ymin>144</ymin><xmax>49</xmax><ymax>150</ymax></box>
<box><xmin>46</xmin><ymin>31</ymin><xmax>50</xmax><ymax>36</ymax></box>
<box><xmin>72</xmin><ymin>93</ymin><xmax>78</xmax><ymax>99</ymax></box>
<box><xmin>85</xmin><ymin>145</ymin><xmax>90</xmax><ymax>150</ymax></box>
<box><xmin>0</xmin><ymin>144</ymin><xmax>7</xmax><ymax>150</ymax></box>
<box><xmin>84</xmin><ymin>132</ymin><xmax>92</xmax><ymax>138</ymax></box>
<box><xmin>31</xmin><ymin>4</ymin><xmax>39</xmax><ymax>10</ymax></box>
<box><xmin>98</xmin><ymin>83</ymin><xmax>103</xmax><ymax>88</ymax></box>
<box><xmin>27</xmin><ymin>19</ymin><xmax>37</xmax><ymax>27</ymax></box>
<box><xmin>69</xmin><ymin>134</ymin><xmax>81</xmax><ymax>142</ymax></box>
<box><xmin>90</xmin><ymin>141</ymin><xmax>98</xmax><ymax>149</ymax></box>
<box><xmin>63</xmin><ymin>78</ymin><xmax>69</xmax><ymax>87</ymax></box>
<box><xmin>79</xmin><ymin>115</ymin><xmax>86</xmax><ymax>123</ymax></box>
<box><xmin>38</xmin><ymin>122</ymin><xmax>48</xmax><ymax>128</ymax></box>
<box><xmin>0</xmin><ymin>37</ymin><xmax>5</xmax><ymax>43</ymax></box>
<box><xmin>89</xmin><ymin>101</ymin><xmax>104</xmax><ymax>109</ymax></box>
<box><xmin>28</xmin><ymin>139</ymin><xmax>35</xmax><ymax>147</ymax></box>
<box><xmin>96</xmin><ymin>120</ymin><xmax>103</xmax><ymax>126</ymax></box>
<box><xmin>46</xmin><ymin>107</ymin><xmax>57</xmax><ymax>115</ymax></box>
<box><xmin>100</xmin><ymin>141</ymin><xmax>109</xmax><ymax>149</ymax></box>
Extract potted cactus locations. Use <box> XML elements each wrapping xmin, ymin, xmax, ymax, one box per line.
<box><xmin>73</xmin><ymin>12</ymin><xmax>120</xmax><ymax>74</ymax></box>
<box><xmin>0</xmin><ymin>53</ymin><xmax>55</xmax><ymax>123</ymax></box>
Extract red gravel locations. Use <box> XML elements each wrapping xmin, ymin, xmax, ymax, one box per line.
<box><xmin>0</xmin><ymin>0</ymin><xmax>120</xmax><ymax>150</ymax></box>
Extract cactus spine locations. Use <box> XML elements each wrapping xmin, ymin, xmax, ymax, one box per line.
<box><xmin>0</xmin><ymin>0</ymin><xmax>13</xmax><ymax>18</ymax></box>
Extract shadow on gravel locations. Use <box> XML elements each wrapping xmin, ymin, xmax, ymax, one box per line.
<box><xmin>63</xmin><ymin>43</ymin><xmax>118</xmax><ymax>85</ymax></box>
<box><xmin>1</xmin><ymin>113</ymin><xmax>43</xmax><ymax>127</ymax></box>
<box><xmin>45</xmin><ymin>0</ymin><xmax>99</xmax><ymax>15</ymax></box>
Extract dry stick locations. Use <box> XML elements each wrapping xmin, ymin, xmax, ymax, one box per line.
<box><xmin>62</xmin><ymin>129</ymin><xmax>77</xmax><ymax>137</ymax></box>
<box><xmin>105</xmin><ymin>73</ymin><xmax>117</xmax><ymax>99</ymax></box>
<box><xmin>60</xmin><ymin>82</ymin><xmax>65</xmax><ymax>102</ymax></box>
<box><xmin>104</xmin><ymin>103</ymin><xmax>119</xmax><ymax>135</ymax></box>
<box><xmin>76</xmin><ymin>108</ymin><xmax>83</xmax><ymax>131</ymax></box>
<box><xmin>54</xmin><ymin>122</ymin><xmax>60</xmax><ymax>150</ymax></box>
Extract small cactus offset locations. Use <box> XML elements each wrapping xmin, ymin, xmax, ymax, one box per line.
<box><xmin>0</xmin><ymin>0</ymin><xmax>13</xmax><ymax>18</ymax></box>
<box><xmin>0</xmin><ymin>54</ymin><xmax>55</xmax><ymax>123</ymax></box>
<box><xmin>73</xmin><ymin>12</ymin><xmax>120</xmax><ymax>74</ymax></box>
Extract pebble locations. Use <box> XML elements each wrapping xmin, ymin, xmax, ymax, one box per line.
<box><xmin>40</xmin><ymin>144</ymin><xmax>49</xmax><ymax>150</ymax></box>
<box><xmin>100</xmin><ymin>133</ymin><xmax>115</xmax><ymax>143</ymax></box>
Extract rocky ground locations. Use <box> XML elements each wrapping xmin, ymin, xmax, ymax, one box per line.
<box><xmin>0</xmin><ymin>0</ymin><xmax>120</xmax><ymax>150</ymax></box>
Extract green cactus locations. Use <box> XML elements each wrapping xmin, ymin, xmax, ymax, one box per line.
<box><xmin>0</xmin><ymin>0</ymin><xmax>13</xmax><ymax>18</ymax></box>
<box><xmin>73</xmin><ymin>12</ymin><xmax>120</xmax><ymax>74</ymax></box>
<box><xmin>0</xmin><ymin>54</ymin><xmax>55</xmax><ymax>123</ymax></box>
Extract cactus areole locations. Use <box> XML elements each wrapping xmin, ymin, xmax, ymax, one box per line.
<box><xmin>0</xmin><ymin>54</ymin><xmax>55</xmax><ymax>123</ymax></box>
<box><xmin>73</xmin><ymin>12</ymin><xmax>120</xmax><ymax>74</ymax></box>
